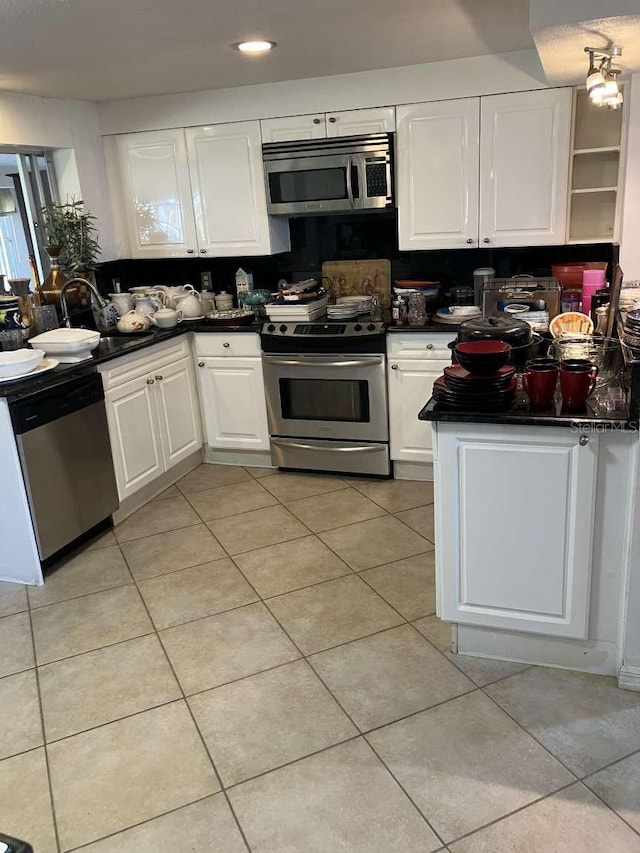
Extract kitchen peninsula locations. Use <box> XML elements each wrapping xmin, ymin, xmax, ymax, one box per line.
<box><xmin>419</xmin><ymin>379</ymin><xmax>640</xmax><ymax>688</ymax></box>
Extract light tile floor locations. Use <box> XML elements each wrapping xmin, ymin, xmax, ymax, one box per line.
<box><xmin>1</xmin><ymin>465</ymin><xmax>639</xmax><ymax>851</ymax></box>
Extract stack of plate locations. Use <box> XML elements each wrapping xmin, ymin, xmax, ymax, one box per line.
<box><xmin>623</xmin><ymin>309</ymin><xmax>640</xmax><ymax>352</ymax></box>
<box><xmin>327</xmin><ymin>296</ymin><xmax>373</xmax><ymax>319</ymax></box>
<box><xmin>433</xmin><ymin>365</ymin><xmax>517</xmax><ymax>410</ymax></box>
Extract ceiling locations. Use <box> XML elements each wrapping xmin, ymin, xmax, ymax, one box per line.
<box><xmin>0</xmin><ymin>0</ymin><xmax>533</xmax><ymax>102</ymax></box>
<box><xmin>531</xmin><ymin>14</ymin><xmax>640</xmax><ymax>85</ymax></box>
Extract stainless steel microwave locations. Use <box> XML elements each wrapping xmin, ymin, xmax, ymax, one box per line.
<box><xmin>262</xmin><ymin>133</ymin><xmax>394</xmax><ymax>216</ymax></box>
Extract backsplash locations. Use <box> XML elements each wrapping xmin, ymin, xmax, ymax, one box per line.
<box><xmin>96</xmin><ymin>212</ymin><xmax>617</xmax><ymax>297</ymax></box>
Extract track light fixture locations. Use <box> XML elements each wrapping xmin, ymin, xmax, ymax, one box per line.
<box><xmin>585</xmin><ymin>46</ymin><xmax>623</xmax><ymax>109</ymax></box>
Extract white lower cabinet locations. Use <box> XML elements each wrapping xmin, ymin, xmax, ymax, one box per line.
<box><xmin>105</xmin><ymin>375</ymin><xmax>165</xmax><ymax>499</ymax></box>
<box><xmin>387</xmin><ymin>333</ymin><xmax>455</xmax><ymax>464</ymax></box>
<box><xmin>435</xmin><ymin>423</ymin><xmax>599</xmax><ymax>638</ymax></box>
<box><xmin>389</xmin><ymin>359</ymin><xmax>448</xmax><ymax>463</ymax></box>
<box><xmin>194</xmin><ymin>333</ymin><xmax>269</xmax><ymax>451</ymax></box>
<box><xmin>101</xmin><ymin>340</ymin><xmax>202</xmax><ymax>501</ymax></box>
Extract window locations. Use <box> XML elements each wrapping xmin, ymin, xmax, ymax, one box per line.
<box><xmin>0</xmin><ymin>150</ymin><xmax>57</xmax><ymax>291</ymax></box>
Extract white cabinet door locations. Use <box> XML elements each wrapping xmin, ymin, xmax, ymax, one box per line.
<box><xmin>326</xmin><ymin>107</ymin><xmax>396</xmax><ymax>137</ymax></box>
<box><xmin>196</xmin><ymin>357</ymin><xmax>270</xmax><ymax>450</ymax></box>
<box><xmin>115</xmin><ymin>129</ymin><xmax>197</xmax><ymax>259</ymax></box>
<box><xmin>479</xmin><ymin>88</ymin><xmax>572</xmax><ymax>247</ymax></box>
<box><xmin>186</xmin><ymin>121</ymin><xmax>275</xmax><ymax>257</ymax></box>
<box><xmin>397</xmin><ymin>99</ymin><xmax>480</xmax><ymax>250</ymax></box>
<box><xmin>261</xmin><ymin>114</ymin><xmax>327</xmax><ymax>143</ymax></box>
<box><xmin>105</xmin><ymin>375</ymin><xmax>164</xmax><ymax>501</ymax></box>
<box><xmin>436</xmin><ymin>424</ymin><xmax>598</xmax><ymax>638</ymax></box>
<box><xmin>154</xmin><ymin>356</ymin><xmax>203</xmax><ymax>471</ymax></box>
<box><xmin>388</xmin><ymin>358</ymin><xmax>448</xmax><ymax>463</ymax></box>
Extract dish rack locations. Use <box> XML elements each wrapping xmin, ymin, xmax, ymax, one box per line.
<box><xmin>481</xmin><ymin>278</ymin><xmax>562</xmax><ymax>327</ymax></box>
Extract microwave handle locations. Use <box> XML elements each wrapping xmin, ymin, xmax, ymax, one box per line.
<box><xmin>345</xmin><ymin>155</ymin><xmax>355</xmax><ymax>209</ymax></box>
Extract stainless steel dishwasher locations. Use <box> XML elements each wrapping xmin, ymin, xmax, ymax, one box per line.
<box><xmin>10</xmin><ymin>372</ymin><xmax>118</xmax><ymax>561</ymax></box>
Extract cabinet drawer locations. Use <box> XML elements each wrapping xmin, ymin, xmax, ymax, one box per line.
<box><xmin>387</xmin><ymin>333</ymin><xmax>455</xmax><ymax>360</ymax></box>
<box><xmin>99</xmin><ymin>337</ymin><xmax>192</xmax><ymax>390</ymax></box>
<box><xmin>194</xmin><ymin>332</ymin><xmax>261</xmax><ymax>358</ymax></box>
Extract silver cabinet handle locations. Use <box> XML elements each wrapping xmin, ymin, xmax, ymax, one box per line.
<box><xmin>483</xmin><ymin>237</ymin><xmax>490</xmax><ymax>243</ymax></box>
<box><xmin>198</xmin><ymin>361</ymin><xmax>205</xmax><ymax>368</ymax></box>
<box><xmin>155</xmin><ymin>374</ymin><xmax>163</xmax><ymax>381</ymax></box>
<box><xmin>200</xmin><ymin>249</ymin><xmax>207</xmax><ymax>254</ymax></box>
<box><xmin>223</xmin><ymin>342</ymin><xmax>230</xmax><ymax>348</ymax></box>
<box><xmin>579</xmin><ymin>434</ymin><xmax>589</xmax><ymax>446</ymax></box>
<box><xmin>146</xmin><ymin>378</ymin><xmax>154</xmax><ymax>385</ymax></box>
<box><xmin>426</xmin><ymin>343</ymin><xmax>434</xmax><ymax>349</ymax></box>
<box><xmin>328</xmin><ymin>116</ymin><xmax>337</xmax><ymax>123</ymax></box>
<box><xmin>466</xmin><ymin>238</ymin><xmax>473</xmax><ymax>244</ymax></box>
<box><xmin>391</xmin><ymin>363</ymin><xmax>399</xmax><ymax>370</ymax></box>
<box><xmin>186</xmin><ymin>249</ymin><xmax>194</xmax><ymax>254</ymax></box>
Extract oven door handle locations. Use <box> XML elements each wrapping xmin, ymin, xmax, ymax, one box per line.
<box><xmin>263</xmin><ymin>357</ymin><xmax>383</xmax><ymax>368</ymax></box>
<box><xmin>271</xmin><ymin>438</ymin><xmax>382</xmax><ymax>453</ymax></box>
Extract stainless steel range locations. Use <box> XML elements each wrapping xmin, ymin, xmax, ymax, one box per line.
<box><xmin>261</xmin><ymin>318</ymin><xmax>390</xmax><ymax>476</ymax></box>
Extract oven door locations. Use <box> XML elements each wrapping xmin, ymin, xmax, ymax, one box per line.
<box><xmin>262</xmin><ymin>354</ymin><xmax>388</xmax><ymax>442</ymax></box>
<box><xmin>264</xmin><ymin>154</ymin><xmax>355</xmax><ymax>215</ymax></box>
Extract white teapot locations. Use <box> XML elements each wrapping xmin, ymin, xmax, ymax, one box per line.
<box><xmin>174</xmin><ymin>289</ymin><xmax>202</xmax><ymax>319</ymax></box>
<box><xmin>117</xmin><ymin>309</ymin><xmax>151</xmax><ymax>333</ymax></box>
<box><xmin>150</xmin><ymin>307</ymin><xmax>182</xmax><ymax>329</ymax></box>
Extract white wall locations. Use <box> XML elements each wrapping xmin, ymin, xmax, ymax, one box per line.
<box><xmin>620</xmin><ymin>74</ymin><xmax>640</xmax><ymax>279</ymax></box>
<box><xmin>0</xmin><ymin>91</ymin><xmax>116</xmax><ymax>260</ymax></box>
<box><xmin>97</xmin><ymin>49</ymin><xmax>546</xmax><ymax>135</ymax></box>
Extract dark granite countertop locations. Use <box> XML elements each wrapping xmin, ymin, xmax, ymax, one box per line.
<box><xmin>419</xmin><ymin>395</ymin><xmax>635</xmax><ymax>430</ymax></box>
<box><xmin>0</xmin><ymin>321</ymin><xmax>263</xmax><ymax>401</ymax></box>
<box><xmin>386</xmin><ymin>321</ymin><xmax>460</xmax><ymax>334</ymax></box>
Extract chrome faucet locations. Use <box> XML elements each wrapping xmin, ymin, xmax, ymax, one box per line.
<box><xmin>60</xmin><ymin>277</ymin><xmax>108</xmax><ymax>328</ymax></box>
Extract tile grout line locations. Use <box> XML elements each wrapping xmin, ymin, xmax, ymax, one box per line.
<box><xmin>64</xmin><ymin>791</ymin><xmax>228</xmax><ymax>852</ymax></box>
<box><xmin>117</xmin><ymin>542</ymin><xmax>255</xmax><ymax>853</ymax></box>
<box><xmin>441</xmin><ymin>779</ymin><xmax>581</xmax><ymax>848</ymax></box>
<box><xmin>31</xmin><ymin>470</ymin><xmax>640</xmax><ymax>846</ymax></box>
<box><xmin>25</xmin><ymin>596</ymin><xmax>63</xmax><ymax>853</ymax></box>
<box><xmin>216</xmin><ymin>507</ymin><xmax>448</xmax><ymax>848</ymax></box>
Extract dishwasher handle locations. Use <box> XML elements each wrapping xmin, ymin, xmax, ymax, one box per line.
<box><xmin>10</xmin><ymin>372</ymin><xmax>105</xmax><ymax>434</ymax></box>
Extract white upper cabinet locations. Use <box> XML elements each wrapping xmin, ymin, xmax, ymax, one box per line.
<box><xmin>261</xmin><ymin>114</ymin><xmax>327</xmax><ymax>143</ymax></box>
<box><xmin>113</xmin><ymin>123</ymin><xmax>289</xmax><ymax>259</ymax></box>
<box><xmin>325</xmin><ymin>107</ymin><xmax>396</xmax><ymax>137</ymax></box>
<box><xmin>479</xmin><ymin>89</ymin><xmax>572</xmax><ymax>247</ymax></box>
<box><xmin>261</xmin><ymin>107</ymin><xmax>395</xmax><ymax>143</ymax></box>
<box><xmin>397</xmin><ymin>99</ymin><xmax>480</xmax><ymax>250</ymax></box>
<box><xmin>115</xmin><ymin>129</ymin><xmax>198</xmax><ymax>259</ymax></box>
<box><xmin>435</xmin><ymin>423</ymin><xmax>598</xmax><ymax>638</ymax></box>
<box><xmin>186</xmin><ymin>121</ymin><xmax>284</xmax><ymax>257</ymax></box>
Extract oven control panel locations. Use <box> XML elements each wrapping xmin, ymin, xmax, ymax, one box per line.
<box><xmin>262</xmin><ymin>321</ymin><xmax>385</xmax><ymax>338</ymax></box>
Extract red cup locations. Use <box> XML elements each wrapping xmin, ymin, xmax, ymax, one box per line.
<box><xmin>523</xmin><ymin>359</ymin><xmax>559</xmax><ymax>409</ymax></box>
<box><xmin>560</xmin><ymin>359</ymin><xmax>599</xmax><ymax>410</ymax></box>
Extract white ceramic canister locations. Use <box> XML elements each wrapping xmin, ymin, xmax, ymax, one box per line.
<box><xmin>215</xmin><ymin>290</ymin><xmax>234</xmax><ymax>311</ymax></box>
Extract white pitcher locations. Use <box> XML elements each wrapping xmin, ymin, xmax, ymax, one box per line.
<box><xmin>109</xmin><ymin>292</ymin><xmax>134</xmax><ymax>315</ymax></box>
<box><xmin>134</xmin><ymin>294</ymin><xmax>162</xmax><ymax>316</ymax></box>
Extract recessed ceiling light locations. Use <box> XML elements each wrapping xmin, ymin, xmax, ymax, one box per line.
<box><xmin>234</xmin><ymin>40</ymin><xmax>276</xmax><ymax>55</ymax></box>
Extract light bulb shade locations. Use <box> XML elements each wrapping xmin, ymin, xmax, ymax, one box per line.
<box><xmin>587</xmin><ymin>67</ymin><xmax>606</xmax><ymax>97</ymax></box>
<box><xmin>606</xmin><ymin>92</ymin><xmax>624</xmax><ymax>109</ymax></box>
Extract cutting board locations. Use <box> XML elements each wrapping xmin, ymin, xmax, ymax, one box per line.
<box><xmin>322</xmin><ymin>259</ymin><xmax>391</xmax><ymax>308</ymax></box>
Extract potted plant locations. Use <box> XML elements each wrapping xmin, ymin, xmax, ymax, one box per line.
<box><xmin>40</xmin><ymin>199</ymin><xmax>101</xmax><ymax>307</ymax></box>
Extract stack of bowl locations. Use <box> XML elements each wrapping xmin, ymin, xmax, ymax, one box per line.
<box><xmin>432</xmin><ymin>341</ymin><xmax>517</xmax><ymax>410</ymax></box>
<box><xmin>623</xmin><ymin>310</ymin><xmax>640</xmax><ymax>356</ymax></box>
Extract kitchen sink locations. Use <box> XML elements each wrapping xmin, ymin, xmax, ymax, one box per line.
<box><xmin>95</xmin><ymin>334</ymin><xmax>151</xmax><ymax>355</ymax></box>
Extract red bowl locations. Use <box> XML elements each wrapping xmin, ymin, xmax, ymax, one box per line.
<box><xmin>454</xmin><ymin>340</ymin><xmax>512</xmax><ymax>374</ymax></box>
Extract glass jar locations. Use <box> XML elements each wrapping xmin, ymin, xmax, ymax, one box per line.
<box><xmin>407</xmin><ymin>292</ymin><xmax>428</xmax><ymax>326</ymax></box>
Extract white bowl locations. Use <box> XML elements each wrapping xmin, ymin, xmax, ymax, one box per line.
<box><xmin>0</xmin><ymin>348</ymin><xmax>44</xmax><ymax>378</ymax></box>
